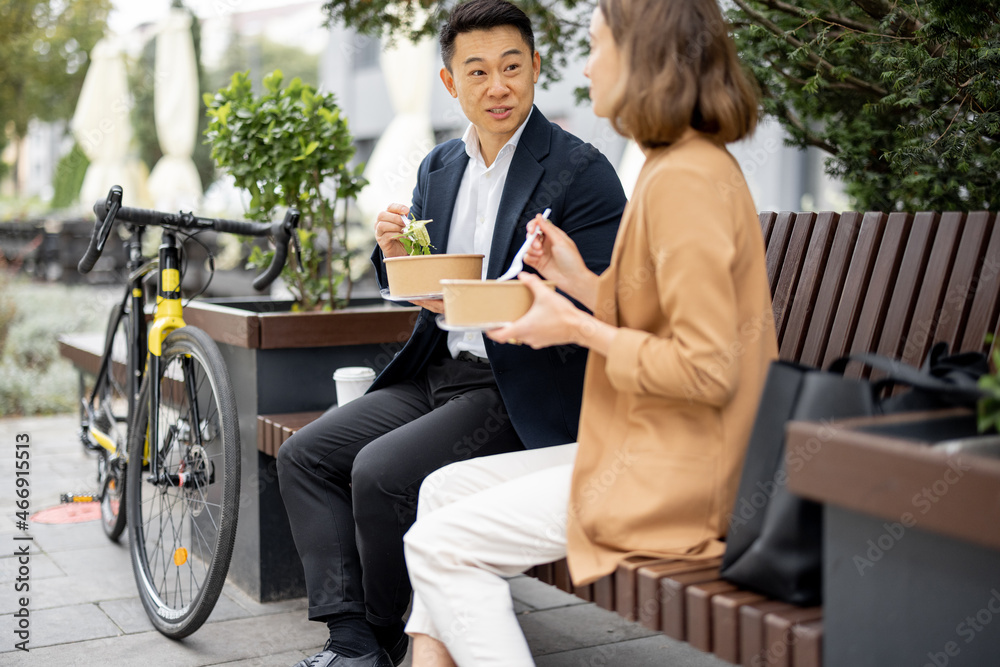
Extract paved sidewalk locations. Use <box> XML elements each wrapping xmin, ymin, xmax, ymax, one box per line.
<box><xmin>0</xmin><ymin>415</ymin><xmax>728</xmax><ymax>666</ymax></box>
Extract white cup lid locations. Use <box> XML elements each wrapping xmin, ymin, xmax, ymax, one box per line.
<box><xmin>333</xmin><ymin>366</ymin><xmax>377</xmax><ymax>380</ymax></box>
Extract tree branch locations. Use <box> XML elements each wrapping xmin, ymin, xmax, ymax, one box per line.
<box><xmin>753</xmin><ymin>0</ymin><xmax>874</xmax><ymax>34</ymax></box>
<box><xmin>757</xmin><ymin>80</ymin><xmax>840</xmax><ymax>155</ymax></box>
<box><xmin>850</xmin><ymin>0</ymin><xmax>924</xmax><ymax>37</ymax></box>
<box><xmin>733</xmin><ymin>0</ymin><xmax>887</xmax><ymax>98</ymax></box>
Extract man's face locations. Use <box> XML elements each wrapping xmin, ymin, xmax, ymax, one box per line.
<box><xmin>441</xmin><ymin>26</ymin><xmax>541</xmax><ymax>150</ymax></box>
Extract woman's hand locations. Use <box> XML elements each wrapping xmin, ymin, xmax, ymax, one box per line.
<box><xmin>485</xmin><ymin>273</ymin><xmax>609</xmax><ymax>352</ymax></box>
<box><xmin>523</xmin><ymin>214</ymin><xmax>598</xmax><ymax>309</ymax></box>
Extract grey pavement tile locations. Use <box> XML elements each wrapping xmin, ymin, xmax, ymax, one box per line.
<box><xmin>45</xmin><ymin>541</ymin><xmax>132</xmax><ymax>579</ymax></box>
<box><xmin>519</xmin><ymin>601</ymin><xmax>657</xmax><ymax>657</ymax></box>
<box><xmin>101</xmin><ymin>593</ymin><xmax>255</xmax><ymax>636</ymax></box>
<box><xmin>0</xmin><ymin>602</ymin><xmax>120</xmax><ymax>653</ymax></box>
<box><xmin>98</xmin><ymin>597</ymin><xmax>156</xmax><ymax>634</ymax></box>
<box><xmin>0</xmin><ymin>551</ymin><xmax>65</xmax><ymax>583</ymax></box>
<box><xmin>0</xmin><ymin>609</ymin><xmax>328</xmax><ymax>667</ymax></box>
<box><xmin>0</xmin><ymin>558</ymin><xmax>139</xmax><ymax>614</ymax></box>
<box><xmin>221</xmin><ymin>580</ymin><xmax>310</xmax><ymax>617</ymax></box>
<box><xmin>534</xmin><ymin>634</ymin><xmax>732</xmax><ymax>667</ymax></box>
<box><xmin>204</xmin><ymin>650</ymin><xmax>315</xmax><ymax>666</ymax></box>
<box><xmin>509</xmin><ymin>575</ymin><xmax>588</xmax><ymax>612</ymax></box>
<box><xmin>21</xmin><ymin>519</ymin><xmax>120</xmax><ymax>553</ymax></box>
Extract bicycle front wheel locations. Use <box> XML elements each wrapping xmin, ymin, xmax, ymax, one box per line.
<box><xmin>127</xmin><ymin>326</ymin><xmax>241</xmax><ymax>638</ymax></box>
<box><xmin>96</xmin><ymin>303</ymin><xmax>131</xmax><ymax>541</ymax></box>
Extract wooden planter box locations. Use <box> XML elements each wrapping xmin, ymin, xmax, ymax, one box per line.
<box><xmin>184</xmin><ymin>297</ymin><xmax>419</xmax><ymax>602</ymax></box>
<box><xmin>786</xmin><ymin>411</ymin><xmax>1000</xmax><ymax>667</ymax></box>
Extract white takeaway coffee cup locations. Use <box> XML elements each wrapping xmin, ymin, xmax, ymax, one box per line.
<box><xmin>333</xmin><ymin>366</ymin><xmax>376</xmax><ymax>406</ymax></box>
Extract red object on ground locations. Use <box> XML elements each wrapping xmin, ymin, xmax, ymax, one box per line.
<box><xmin>31</xmin><ymin>502</ymin><xmax>101</xmax><ymax>524</ymax></box>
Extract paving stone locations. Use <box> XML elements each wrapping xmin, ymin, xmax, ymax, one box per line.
<box><xmin>534</xmin><ymin>634</ymin><xmax>733</xmax><ymax>667</ymax></box>
<box><xmin>46</xmin><ymin>541</ymin><xmax>132</xmax><ymax>578</ymax></box>
<box><xmin>204</xmin><ymin>650</ymin><xmax>316</xmax><ymax>666</ymax></box>
<box><xmin>25</xmin><ymin>519</ymin><xmax>120</xmax><ymax>554</ymax></box>
<box><xmin>519</xmin><ymin>600</ymin><xmax>657</xmax><ymax>657</ymax></box>
<box><xmin>0</xmin><ymin>610</ymin><xmax>328</xmax><ymax>666</ymax></box>
<box><xmin>221</xmin><ymin>580</ymin><xmax>309</xmax><ymax>617</ymax></box>
<box><xmin>0</xmin><ymin>603</ymin><xmax>120</xmax><ymax>652</ymax></box>
<box><xmin>0</xmin><ymin>551</ymin><xmax>64</xmax><ymax>582</ymax></box>
<box><xmin>0</xmin><ymin>559</ymin><xmax>139</xmax><ymax>614</ymax></box>
<box><xmin>508</xmin><ymin>575</ymin><xmax>588</xmax><ymax>611</ymax></box>
<box><xmin>97</xmin><ymin>597</ymin><xmax>156</xmax><ymax>634</ymax></box>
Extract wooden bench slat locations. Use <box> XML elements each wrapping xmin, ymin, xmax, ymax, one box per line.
<box><xmin>552</xmin><ymin>559</ymin><xmax>572</xmax><ymax>593</ymax></box>
<box><xmin>765</xmin><ymin>212</ymin><xmax>796</xmax><ymax>295</ymax></box>
<box><xmin>874</xmin><ymin>211</ymin><xmax>937</xmax><ymax>362</ymax></box>
<box><xmin>846</xmin><ymin>211</ymin><xmax>913</xmax><ymax>374</ymax></box>
<box><xmin>960</xmin><ymin>212</ymin><xmax>1000</xmax><ymax>354</ymax></box>
<box><xmin>614</xmin><ymin>556</ymin><xmax>679</xmax><ymax>621</ymax></box>
<box><xmin>257</xmin><ymin>411</ymin><xmax>325</xmax><ymax>455</ymax></box>
<box><xmin>898</xmin><ymin>211</ymin><xmax>966</xmax><ymax>367</ymax></box>
<box><xmin>797</xmin><ymin>211</ymin><xmax>862</xmax><ymax>367</ymax></box>
<box><xmin>822</xmin><ymin>211</ymin><xmax>888</xmax><ymax>371</ymax></box>
<box><xmin>635</xmin><ymin>558</ymin><xmax>723</xmax><ymax>630</ymax></box>
<box><xmin>659</xmin><ymin>567</ymin><xmax>722</xmax><ymax>640</ymax></box>
<box><xmin>932</xmin><ymin>211</ymin><xmax>993</xmax><ymax>350</ymax></box>
<box><xmin>534</xmin><ymin>562</ymin><xmax>555</xmax><ymax>586</ymax></box>
<box><xmin>685</xmin><ymin>579</ymin><xmax>739</xmax><ymax>652</ymax></box>
<box><xmin>762</xmin><ymin>607</ymin><xmax>823</xmax><ymax>667</ymax></box>
<box><xmin>771</xmin><ymin>212</ymin><xmax>816</xmax><ymax>346</ymax></box>
<box><xmin>759</xmin><ymin>211</ymin><xmax>778</xmax><ymax>249</ymax></box>
<box><xmin>777</xmin><ymin>212</ymin><xmax>838</xmax><ymax>362</ymax></box>
<box><xmin>791</xmin><ymin>619</ymin><xmax>824</xmax><ymax>667</ymax></box>
<box><xmin>712</xmin><ymin>590</ymin><xmax>768</xmax><ymax>665</ymax></box>
<box><xmin>739</xmin><ymin>600</ymin><xmax>798</xmax><ymax>667</ymax></box>
<box><xmin>592</xmin><ymin>575</ymin><xmax>615</xmax><ymax>611</ymax></box>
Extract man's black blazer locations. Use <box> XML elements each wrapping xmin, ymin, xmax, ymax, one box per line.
<box><xmin>370</xmin><ymin>107</ymin><xmax>627</xmax><ymax>449</ymax></box>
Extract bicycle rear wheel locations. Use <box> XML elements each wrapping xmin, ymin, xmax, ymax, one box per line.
<box><xmin>95</xmin><ymin>303</ymin><xmax>131</xmax><ymax>541</ymax></box>
<box><xmin>127</xmin><ymin>326</ymin><xmax>241</xmax><ymax>638</ymax></box>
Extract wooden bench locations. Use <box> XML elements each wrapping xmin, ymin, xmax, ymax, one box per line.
<box><xmin>526</xmin><ymin>210</ymin><xmax>1000</xmax><ymax>667</ymax></box>
<box><xmin>59</xmin><ymin>210</ymin><xmax>1000</xmax><ymax>664</ymax></box>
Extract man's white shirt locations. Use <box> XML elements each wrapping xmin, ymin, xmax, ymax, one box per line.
<box><xmin>445</xmin><ymin>108</ymin><xmax>533</xmax><ymax>361</ymax></box>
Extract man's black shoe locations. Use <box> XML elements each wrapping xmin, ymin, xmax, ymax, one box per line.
<box><xmin>291</xmin><ymin>641</ymin><xmax>393</xmax><ymax>667</ymax></box>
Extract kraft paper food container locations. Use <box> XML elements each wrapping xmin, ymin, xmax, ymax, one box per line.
<box><xmin>440</xmin><ymin>279</ymin><xmax>556</xmax><ymax>327</ymax></box>
<box><xmin>384</xmin><ymin>254</ymin><xmax>484</xmax><ymax>298</ymax></box>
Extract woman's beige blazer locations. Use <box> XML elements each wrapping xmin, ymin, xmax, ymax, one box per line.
<box><xmin>566</xmin><ymin>130</ymin><xmax>778</xmax><ymax>585</ymax></box>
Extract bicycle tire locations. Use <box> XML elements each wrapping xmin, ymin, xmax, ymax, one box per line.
<box><xmin>127</xmin><ymin>326</ymin><xmax>241</xmax><ymax>638</ymax></box>
<box><xmin>96</xmin><ymin>305</ymin><xmax>130</xmax><ymax>541</ymax></box>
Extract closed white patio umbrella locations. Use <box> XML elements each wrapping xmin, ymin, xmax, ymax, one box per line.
<box><xmin>72</xmin><ymin>37</ymin><xmax>145</xmax><ymax>209</ymax></box>
<box><xmin>355</xmin><ymin>33</ymin><xmax>437</xmax><ymax>228</ymax></box>
<box><xmin>146</xmin><ymin>7</ymin><xmax>202</xmax><ymax>211</ymax></box>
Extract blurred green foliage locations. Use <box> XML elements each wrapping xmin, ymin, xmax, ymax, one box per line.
<box><xmin>50</xmin><ymin>143</ymin><xmax>90</xmax><ymax>210</ymax></box>
<box><xmin>323</xmin><ymin>0</ymin><xmax>1000</xmax><ymax>211</ymax></box>
<box><xmin>0</xmin><ymin>0</ymin><xmax>111</xmax><ymax>189</ymax></box>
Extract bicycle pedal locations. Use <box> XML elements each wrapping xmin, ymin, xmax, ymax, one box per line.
<box><xmin>60</xmin><ymin>492</ymin><xmax>98</xmax><ymax>504</ymax></box>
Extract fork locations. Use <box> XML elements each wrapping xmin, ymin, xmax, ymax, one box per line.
<box><xmin>497</xmin><ymin>208</ymin><xmax>551</xmax><ymax>281</ymax></box>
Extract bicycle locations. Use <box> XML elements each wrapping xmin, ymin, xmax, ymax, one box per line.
<box><xmin>77</xmin><ymin>185</ymin><xmax>300</xmax><ymax>638</ymax></box>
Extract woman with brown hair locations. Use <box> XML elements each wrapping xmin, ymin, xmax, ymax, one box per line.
<box><xmin>402</xmin><ymin>1</ymin><xmax>777</xmax><ymax>664</ymax></box>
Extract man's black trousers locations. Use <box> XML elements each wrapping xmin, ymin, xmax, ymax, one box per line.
<box><xmin>276</xmin><ymin>355</ymin><xmax>524</xmax><ymax>626</ymax></box>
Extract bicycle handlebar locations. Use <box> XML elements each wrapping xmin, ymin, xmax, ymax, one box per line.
<box><xmin>82</xmin><ymin>186</ymin><xmax>300</xmax><ymax>292</ymax></box>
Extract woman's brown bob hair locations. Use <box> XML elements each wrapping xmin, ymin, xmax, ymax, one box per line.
<box><xmin>597</xmin><ymin>0</ymin><xmax>758</xmax><ymax>148</ymax></box>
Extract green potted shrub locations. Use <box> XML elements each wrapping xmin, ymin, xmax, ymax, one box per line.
<box><xmin>203</xmin><ymin>69</ymin><xmax>367</xmax><ymax>311</ymax></box>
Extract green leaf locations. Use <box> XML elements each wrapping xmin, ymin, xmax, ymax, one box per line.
<box><xmin>263</xmin><ymin>69</ymin><xmax>284</xmax><ymax>93</ymax></box>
